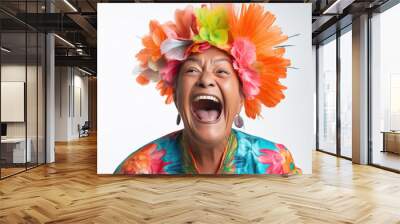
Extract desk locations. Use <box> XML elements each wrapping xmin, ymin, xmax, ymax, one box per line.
<box><xmin>382</xmin><ymin>131</ymin><xmax>400</xmax><ymax>154</ymax></box>
<box><xmin>1</xmin><ymin>138</ymin><xmax>31</xmax><ymax>163</ymax></box>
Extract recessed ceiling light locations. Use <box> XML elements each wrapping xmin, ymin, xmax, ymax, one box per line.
<box><xmin>1</xmin><ymin>47</ymin><xmax>11</xmax><ymax>53</ymax></box>
<box><xmin>54</xmin><ymin>34</ymin><xmax>75</xmax><ymax>48</ymax></box>
<box><xmin>63</xmin><ymin>0</ymin><xmax>78</xmax><ymax>12</ymax></box>
<box><xmin>78</xmin><ymin>67</ymin><xmax>93</xmax><ymax>76</ymax></box>
<box><xmin>322</xmin><ymin>0</ymin><xmax>354</xmax><ymax>15</ymax></box>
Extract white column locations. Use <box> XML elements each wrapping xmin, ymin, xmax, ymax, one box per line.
<box><xmin>46</xmin><ymin>32</ymin><xmax>55</xmax><ymax>163</ymax></box>
<box><xmin>45</xmin><ymin>0</ymin><xmax>56</xmax><ymax>163</ymax></box>
<box><xmin>352</xmin><ymin>14</ymin><xmax>369</xmax><ymax>164</ymax></box>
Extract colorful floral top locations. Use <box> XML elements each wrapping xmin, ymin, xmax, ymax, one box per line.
<box><xmin>114</xmin><ymin>129</ymin><xmax>301</xmax><ymax>175</ymax></box>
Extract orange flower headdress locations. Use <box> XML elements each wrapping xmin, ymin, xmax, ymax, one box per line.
<box><xmin>135</xmin><ymin>3</ymin><xmax>291</xmax><ymax>119</ymax></box>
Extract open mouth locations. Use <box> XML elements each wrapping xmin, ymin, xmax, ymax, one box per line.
<box><xmin>191</xmin><ymin>95</ymin><xmax>223</xmax><ymax>123</ymax></box>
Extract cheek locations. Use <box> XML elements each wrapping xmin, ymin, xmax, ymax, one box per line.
<box><xmin>176</xmin><ymin>77</ymin><xmax>196</xmax><ymax>110</ymax></box>
<box><xmin>219</xmin><ymin>77</ymin><xmax>242</xmax><ymax>111</ymax></box>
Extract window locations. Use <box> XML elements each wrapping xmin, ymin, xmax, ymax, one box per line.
<box><xmin>340</xmin><ymin>29</ymin><xmax>352</xmax><ymax>158</ymax></box>
<box><xmin>371</xmin><ymin>3</ymin><xmax>400</xmax><ymax>171</ymax></box>
<box><xmin>318</xmin><ymin>37</ymin><xmax>337</xmax><ymax>154</ymax></box>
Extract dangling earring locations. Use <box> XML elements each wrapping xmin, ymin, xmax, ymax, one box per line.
<box><xmin>176</xmin><ymin>114</ymin><xmax>181</xmax><ymax>125</ymax></box>
<box><xmin>234</xmin><ymin>114</ymin><xmax>244</xmax><ymax>128</ymax></box>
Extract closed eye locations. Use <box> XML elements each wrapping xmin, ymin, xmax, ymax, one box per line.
<box><xmin>185</xmin><ymin>68</ymin><xmax>200</xmax><ymax>74</ymax></box>
<box><xmin>216</xmin><ymin>69</ymin><xmax>230</xmax><ymax>75</ymax></box>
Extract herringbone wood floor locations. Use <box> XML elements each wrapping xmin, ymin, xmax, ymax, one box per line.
<box><xmin>1</xmin><ymin>134</ymin><xmax>400</xmax><ymax>224</ymax></box>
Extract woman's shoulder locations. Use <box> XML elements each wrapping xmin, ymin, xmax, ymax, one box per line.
<box><xmin>114</xmin><ymin>130</ymin><xmax>183</xmax><ymax>175</ymax></box>
<box><xmin>232</xmin><ymin>129</ymin><xmax>302</xmax><ymax>175</ymax></box>
<box><xmin>233</xmin><ymin>129</ymin><xmax>282</xmax><ymax>151</ymax></box>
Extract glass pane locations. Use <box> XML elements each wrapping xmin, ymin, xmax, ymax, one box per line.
<box><xmin>318</xmin><ymin>37</ymin><xmax>337</xmax><ymax>154</ymax></box>
<box><xmin>340</xmin><ymin>29</ymin><xmax>352</xmax><ymax>158</ymax></box>
<box><xmin>27</xmin><ymin>31</ymin><xmax>38</xmax><ymax>169</ymax></box>
<box><xmin>0</xmin><ymin>1</ymin><xmax>46</xmax><ymax>178</ymax></box>
<box><xmin>1</xmin><ymin>31</ymin><xmax>27</xmax><ymax>177</ymax></box>
<box><xmin>371</xmin><ymin>4</ymin><xmax>400</xmax><ymax>171</ymax></box>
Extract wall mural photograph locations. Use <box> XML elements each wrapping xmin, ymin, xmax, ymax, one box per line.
<box><xmin>98</xmin><ymin>3</ymin><xmax>313</xmax><ymax>175</ymax></box>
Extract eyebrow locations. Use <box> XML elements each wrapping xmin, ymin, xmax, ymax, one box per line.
<box><xmin>212</xmin><ymin>58</ymin><xmax>232</xmax><ymax>64</ymax></box>
<box><xmin>184</xmin><ymin>57</ymin><xmax>232</xmax><ymax>65</ymax></box>
<box><xmin>185</xmin><ymin>57</ymin><xmax>201</xmax><ymax>64</ymax></box>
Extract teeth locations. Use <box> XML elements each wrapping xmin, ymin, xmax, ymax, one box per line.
<box><xmin>194</xmin><ymin>95</ymin><xmax>220</xmax><ymax>103</ymax></box>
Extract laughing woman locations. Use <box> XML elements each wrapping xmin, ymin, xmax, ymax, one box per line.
<box><xmin>114</xmin><ymin>4</ymin><xmax>302</xmax><ymax>175</ymax></box>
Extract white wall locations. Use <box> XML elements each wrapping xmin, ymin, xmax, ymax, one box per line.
<box><xmin>55</xmin><ymin>67</ymin><xmax>89</xmax><ymax>141</ymax></box>
<box><xmin>55</xmin><ymin>66</ymin><xmax>69</xmax><ymax>141</ymax></box>
<box><xmin>1</xmin><ymin>65</ymin><xmax>40</xmax><ymax>138</ymax></box>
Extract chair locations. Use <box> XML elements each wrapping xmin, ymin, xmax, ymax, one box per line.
<box><xmin>79</xmin><ymin>121</ymin><xmax>90</xmax><ymax>138</ymax></box>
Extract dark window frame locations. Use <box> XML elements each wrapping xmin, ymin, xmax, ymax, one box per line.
<box><xmin>315</xmin><ymin>24</ymin><xmax>353</xmax><ymax>161</ymax></box>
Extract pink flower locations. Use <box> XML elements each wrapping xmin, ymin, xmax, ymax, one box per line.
<box><xmin>258</xmin><ymin>149</ymin><xmax>284</xmax><ymax>174</ymax></box>
<box><xmin>159</xmin><ymin>60</ymin><xmax>181</xmax><ymax>86</ymax></box>
<box><xmin>233</xmin><ymin>66</ymin><xmax>260</xmax><ymax>97</ymax></box>
<box><xmin>231</xmin><ymin>38</ymin><xmax>260</xmax><ymax>98</ymax></box>
<box><xmin>120</xmin><ymin>143</ymin><xmax>170</xmax><ymax>174</ymax></box>
<box><xmin>231</xmin><ymin>38</ymin><xmax>256</xmax><ymax>66</ymax></box>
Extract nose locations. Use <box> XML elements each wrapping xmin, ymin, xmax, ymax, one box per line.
<box><xmin>195</xmin><ymin>70</ymin><xmax>216</xmax><ymax>88</ymax></box>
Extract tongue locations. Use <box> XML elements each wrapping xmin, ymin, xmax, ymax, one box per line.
<box><xmin>195</xmin><ymin>109</ymin><xmax>219</xmax><ymax>122</ymax></box>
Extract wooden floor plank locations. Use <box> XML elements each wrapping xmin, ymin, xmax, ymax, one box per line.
<box><xmin>0</xmin><ymin>134</ymin><xmax>400</xmax><ymax>223</ymax></box>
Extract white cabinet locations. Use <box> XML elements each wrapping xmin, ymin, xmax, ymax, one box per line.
<box><xmin>1</xmin><ymin>138</ymin><xmax>32</xmax><ymax>163</ymax></box>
